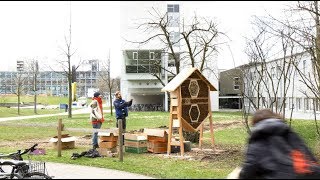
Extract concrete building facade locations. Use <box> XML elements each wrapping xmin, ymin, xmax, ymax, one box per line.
<box><xmin>241</xmin><ymin>52</ymin><xmax>320</xmax><ymax>120</ymax></box>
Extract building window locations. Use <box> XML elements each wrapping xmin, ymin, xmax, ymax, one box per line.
<box><xmin>288</xmin><ymin>97</ymin><xmax>294</xmax><ymax>109</ymax></box>
<box><xmin>277</xmin><ymin>97</ymin><xmax>282</xmax><ymax>109</ymax></box>
<box><xmin>303</xmin><ymin>60</ymin><xmax>306</xmax><ymax>74</ymax></box>
<box><xmin>304</xmin><ymin>98</ymin><xmax>309</xmax><ymax>110</ymax></box>
<box><xmin>316</xmin><ymin>98</ymin><xmax>320</xmax><ymax>111</ymax></box>
<box><xmin>296</xmin><ymin>98</ymin><xmax>301</xmax><ymax>110</ymax></box>
<box><xmin>133</xmin><ymin>52</ymin><xmax>138</xmax><ymax>60</ymax></box>
<box><xmin>277</xmin><ymin>65</ymin><xmax>281</xmax><ymax>78</ymax></box>
<box><xmin>271</xmin><ymin>67</ymin><xmax>275</xmax><ymax>78</ymax></box>
<box><xmin>167</xmin><ymin>4</ymin><xmax>179</xmax><ymax>13</ymax></box>
<box><xmin>234</xmin><ymin>77</ymin><xmax>240</xmax><ymax>90</ymax></box>
<box><xmin>150</xmin><ymin>52</ymin><xmax>154</xmax><ymax>60</ymax></box>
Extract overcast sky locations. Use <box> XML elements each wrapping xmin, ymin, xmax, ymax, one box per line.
<box><xmin>0</xmin><ymin>1</ymin><xmax>292</xmax><ymax>77</ymax></box>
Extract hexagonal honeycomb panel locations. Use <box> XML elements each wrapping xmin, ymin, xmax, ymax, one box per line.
<box><xmin>188</xmin><ymin>80</ymin><xmax>199</xmax><ymax>98</ymax></box>
<box><xmin>189</xmin><ymin>104</ymin><xmax>200</xmax><ymax>123</ymax></box>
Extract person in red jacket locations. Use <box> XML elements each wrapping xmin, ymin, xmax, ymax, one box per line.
<box><xmin>89</xmin><ymin>92</ymin><xmax>105</xmax><ymax>149</ymax></box>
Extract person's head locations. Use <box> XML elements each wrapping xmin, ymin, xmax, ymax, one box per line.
<box><xmin>115</xmin><ymin>91</ymin><xmax>122</xmax><ymax>99</ymax></box>
<box><xmin>251</xmin><ymin>109</ymin><xmax>283</xmax><ymax>125</ymax></box>
<box><xmin>93</xmin><ymin>92</ymin><xmax>102</xmax><ymax>99</ymax></box>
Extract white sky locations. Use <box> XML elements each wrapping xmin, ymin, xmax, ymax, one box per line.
<box><xmin>0</xmin><ymin>1</ymin><xmax>292</xmax><ymax>77</ymax></box>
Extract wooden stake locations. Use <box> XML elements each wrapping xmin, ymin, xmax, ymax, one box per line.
<box><xmin>178</xmin><ymin>87</ymin><xmax>184</xmax><ymax>156</ymax></box>
<box><xmin>208</xmin><ymin>90</ymin><xmax>215</xmax><ymax>150</ymax></box>
<box><xmin>167</xmin><ymin>112</ymin><xmax>173</xmax><ymax>155</ymax></box>
<box><xmin>118</xmin><ymin>119</ymin><xmax>123</xmax><ymax>162</ymax></box>
<box><xmin>199</xmin><ymin>123</ymin><xmax>204</xmax><ymax>149</ymax></box>
<box><xmin>57</xmin><ymin>118</ymin><xmax>62</xmax><ymax>157</ymax></box>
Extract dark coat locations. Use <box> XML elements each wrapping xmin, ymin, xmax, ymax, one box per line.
<box><xmin>239</xmin><ymin>118</ymin><xmax>318</xmax><ymax>179</ymax></box>
<box><xmin>113</xmin><ymin>98</ymin><xmax>132</xmax><ymax>119</ymax></box>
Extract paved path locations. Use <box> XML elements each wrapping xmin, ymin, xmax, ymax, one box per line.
<box><xmin>45</xmin><ymin>162</ymin><xmax>153</xmax><ymax>179</ymax></box>
<box><xmin>0</xmin><ymin>107</ymin><xmax>111</xmax><ymax>122</ymax></box>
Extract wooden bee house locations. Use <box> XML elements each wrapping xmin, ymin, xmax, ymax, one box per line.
<box><xmin>161</xmin><ymin>67</ymin><xmax>217</xmax><ymax>155</ymax></box>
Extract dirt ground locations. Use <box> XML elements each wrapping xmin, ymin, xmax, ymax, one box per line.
<box><xmin>0</xmin><ymin>120</ymin><xmax>244</xmax><ymax>162</ymax></box>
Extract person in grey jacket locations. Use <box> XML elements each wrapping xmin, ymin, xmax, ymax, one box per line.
<box><xmin>239</xmin><ymin>109</ymin><xmax>320</xmax><ymax>179</ymax></box>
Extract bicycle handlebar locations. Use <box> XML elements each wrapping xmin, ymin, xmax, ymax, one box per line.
<box><xmin>0</xmin><ymin>144</ymin><xmax>38</xmax><ymax>161</ymax></box>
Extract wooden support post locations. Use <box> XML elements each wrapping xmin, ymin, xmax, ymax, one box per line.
<box><xmin>209</xmin><ymin>115</ymin><xmax>215</xmax><ymax>150</ymax></box>
<box><xmin>57</xmin><ymin>118</ymin><xmax>62</xmax><ymax>157</ymax></box>
<box><xmin>167</xmin><ymin>113</ymin><xmax>173</xmax><ymax>155</ymax></box>
<box><xmin>199</xmin><ymin>123</ymin><xmax>204</xmax><ymax>149</ymax></box>
<box><xmin>208</xmin><ymin>90</ymin><xmax>215</xmax><ymax>150</ymax></box>
<box><xmin>118</xmin><ymin>119</ymin><xmax>123</xmax><ymax>162</ymax></box>
<box><xmin>178</xmin><ymin>124</ymin><xmax>184</xmax><ymax>156</ymax></box>
<box><xmin>177</xmin><ymin>87</ymin><xmax>184</xmax><ymax>156</ymax></box>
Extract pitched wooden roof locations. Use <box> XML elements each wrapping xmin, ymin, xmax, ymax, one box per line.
<box><xmin>161</xmin><ymin>67</ymin><xmax>217</xmax><ymax>92</ymax></box>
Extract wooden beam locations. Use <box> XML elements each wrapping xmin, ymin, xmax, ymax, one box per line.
<box><xmin>199</xmin><ymin>123</ymin><xmax>203</xmax><ymax>149</ymax></box>
<box><xmin>57</xmin><ymin>118</ymin><xmax>62</xmax><ymax>157</ymax></box>
<box><xmin>178</xmin><ymin>86</ymin><xmax>184</xmax><ymax>156</ymax></box>
<box><xmin>118</xmin><ymin>119</ymin><xmax>124</xmax><ymax>162</ymax></box>
<box><xmin>208</xmin><ymin>88</ymin><xmax>215</xmax><ymax>150</ymax></box>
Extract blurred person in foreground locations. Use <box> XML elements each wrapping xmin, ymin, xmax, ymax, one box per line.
<box><xmin>236</xmin><ymin>109</ymin><xmax>320</xmax><ymax>179</ymax></box>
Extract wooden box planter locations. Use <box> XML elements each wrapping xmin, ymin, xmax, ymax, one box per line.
<box><xmin>147</xmin><ymin>140</ymin><xmax>168</xmax><ymax>154</ymax></box>
<box><xmin>49</xmin><ymin>134</ymin><xmax>76</xmax><ymax>150</ymax></box>
<box><xmin>124</xmin><ymin>146</ymin><xmax>147</xmax><ymax>154</ymax></box>
<box><xmin>98</xmin><ymin>147</ymin><xmax>117</xmax><ymax>156</ymax></box>
<box><xmin>99</xmin><ymin>141</ymin><xmax>117</xmax><ymax>149</ymax></box>
<box><xmin>99</xmin><ymin>135</ymin><xmax>118</xmax><ymax>142</ymax></box>
<box><xmin>124</xmin><ymin>139</ymin><xmax>147</xmax><ymax>148</ymax></box>
<box><xmin>147</xmin><ymin>135</ymin><xmax>168</xmax><ymax>142</ymax></box>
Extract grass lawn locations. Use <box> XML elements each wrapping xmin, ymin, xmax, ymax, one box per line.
<box><xmin>0</xmin><ymin>107</ymin><xmax>64</xmax><ymax>117</ymax></box>
<box><xmin>0</xmin><ymin>110</ymin><xmax>319</xmax><ymax>178</ymax></box>
<box><xmin>0</xmin><ymin>95</ymin><xmax>70</xmax><ymax>105</ymax></box>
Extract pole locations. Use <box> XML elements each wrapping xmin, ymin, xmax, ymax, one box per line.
<box><xmin>57</xmin><ymin>118</ymin><xmax>62</xmax><ymax>157</ymax></box>
<box><xmin>118</xmin><ymin>119</ymin><xmax>123</xmax><ymax>162</ymax></box>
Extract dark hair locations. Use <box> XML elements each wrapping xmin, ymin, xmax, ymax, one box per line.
<box><xmin>115</xmin><ymin>91</ymin><xmax>120</xmax><ymax>96</ymax></box>
<box><xmin>93</xmin><ymin>92</ymin><xmax>101</xmax><ymax>98</ymax></box>
<box><xmin>252</xmin><ymin>109</ymin><xmax>283</xmax><ymax>125</ymax></box>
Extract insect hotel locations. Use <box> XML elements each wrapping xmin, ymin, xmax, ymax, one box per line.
<box><xmin>161</xmin><ymin>67</ymin><xmax>217</xmax><ymax>156</ymax></box>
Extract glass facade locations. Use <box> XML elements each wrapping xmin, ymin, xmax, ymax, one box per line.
<box><xmin>125</xmin><ymin>50</ymin><xmax>162</xmax><ymax>74</ymax></box>
<box><xmin>0</xmin><ymin>60</ymin><xmax>100</xmax><ymax>97</ymax></box>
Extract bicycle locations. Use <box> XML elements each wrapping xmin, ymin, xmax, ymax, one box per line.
<box><xmin>0</xmin><ymin>143</ymin><xmax>52</xmax><ymax>179</ymax></box>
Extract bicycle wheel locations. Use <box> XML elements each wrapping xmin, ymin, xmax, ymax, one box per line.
<box><xmin>22</xmin><ymin>172</ymin><xmax>52</xmax><ymax>179</ymax></box>
<box><xmin>10</xmin><ymin>173</ymin><xmax>23</xmax><ymax>179</ymax></box>
<box><xmin>0</xmin><ymin>173</ymin><xmax>23</xmax><ymax>179</ymax></box>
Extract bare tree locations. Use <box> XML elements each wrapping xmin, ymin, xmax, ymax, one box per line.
<box><xmin>49</xmin><ymin>3</ymin><xmax>85</xmax><ymax>118</ymax></box>
<box><xmin>97</xmin><ymin>53</ymin><xmax>117</xmax><ymax>116</ymax></box>
<box><xmin>13</xmin><ymin>70</ymin><xmax>28</xmax><ymax>115</ymax></box>
<box><xmin>241</xmin><ymin>16</ymin><xmax>297</xmax><ymax>132</ymax></box>
<box><xmin>25</xmin><ymin>59</ymin><xmax>39</xmax><ymax>114</ymax></box>
<box><xmin>125</xmin><ymin>8</ymin><xmax>224</xmax><ymax>83</ymax></box>
<box><xmin>246</xmin><ymin>1</ymin><xmax>320</xmax><ymax>136</ymax></box>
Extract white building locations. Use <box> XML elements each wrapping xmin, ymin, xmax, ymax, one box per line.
<box><xmin>120</xmin><ymin>1</ymin><xmax>219</xmax><ymax>111</ymax></box>
<box><xmin>242</xmin><ymin>51</ymin><xmax>320</xmax><ymax>120</ymax></box>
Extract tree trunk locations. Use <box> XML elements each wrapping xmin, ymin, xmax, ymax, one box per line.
<box><xmin>109</xmin><ymin>88</ymin><xmax>113</xmax><ymax>116</ymax></box>
<box><xmin>68</xmin><ymin>73</ymin><xmax>72</xmax><ymax>118</ymax></box>
<box><xmin>18</xmin><ymin>88</ymin><xmax>20</xmax><ymax>115</ymax></box>
<box><xmin>34</xmin><ymin>72</ymin><xmax>37</xmax><ymax>114</ymax></box>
